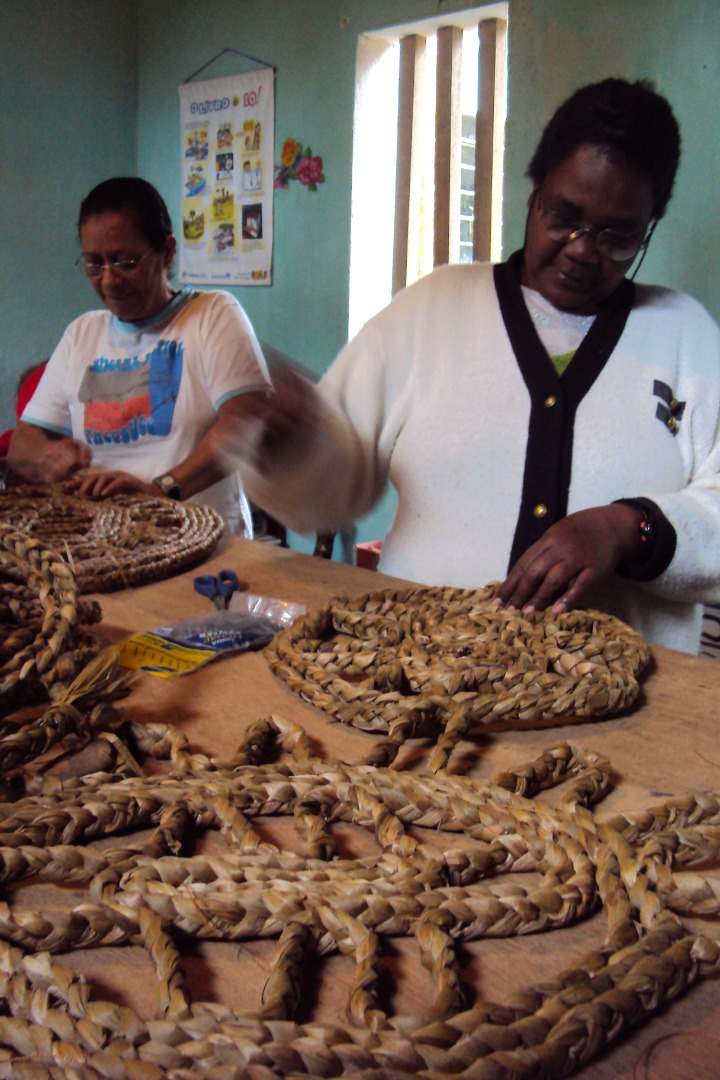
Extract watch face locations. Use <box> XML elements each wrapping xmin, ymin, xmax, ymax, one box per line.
<box><xmin>155</xmin><ymin>474</ymin><xmax>180</xmax><ymax>498</ymax></box>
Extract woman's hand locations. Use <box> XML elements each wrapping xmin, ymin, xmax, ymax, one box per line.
<box><xmin>41</xmin><ymin>437</ymin><xmax>92</xmax><ymax>483</ymax></box>
<box><xmin>8</xmin><ymin>425</ymin><xmax>93</xmax><ymax>484</ymax></box>
<box><xmin>66</xmin><ymin>470</ymin><xmax>157</xmax><ymax>499</ymax></box>
<box><xmin>493</xmin><ymin>503</ymin><xmax>644</xmax><ymax>613</ymax></box>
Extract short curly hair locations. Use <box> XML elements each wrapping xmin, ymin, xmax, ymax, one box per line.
<box><xmin>527</xmin><ymin>79</ymin><xmax>681</xmax><ymax>220</ymax></box>
<box><xmin>78</xmin><ymin>177</ymin><xmax>173</xmax><ymax>250</ymax></box>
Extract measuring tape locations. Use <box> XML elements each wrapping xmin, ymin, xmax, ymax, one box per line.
<box><xmin>112</xmin><ymin>632</ymin><xmax>216</xmax><ymax>678</ymax></box>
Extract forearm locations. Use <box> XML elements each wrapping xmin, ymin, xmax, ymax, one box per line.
<box><xmin>7</xmin><ymin>422</ymin><xmax>90</xmax><ymax>483</ymax></box>
<box><xmin>241</xmin><ymin>395</ymin><xmax>385</xmax><ymax>533</ymax></box>
<box><xmin>7</xmin><ymin>424</ymin><xmax>48</xmax><ymax>481</ymax></box>
<box><xmin>160</xmin><ymin>390</ymin><xmax>270</xmax><ymax>500</ymax></box>
<box><xmin>65</xmin><ymin>392</ymin><xmax>271</xmax><ymax>501</ymax></box>
<box><xmin>162</xmin><ymin>421</ymin><xmax>243</xmax><ymax>499</ymax></box>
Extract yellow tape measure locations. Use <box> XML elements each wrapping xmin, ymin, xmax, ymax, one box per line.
<box><xmin>112</xmin><ymin>632</ymin><xmax>216</xmax><ymax>678</ymax></box>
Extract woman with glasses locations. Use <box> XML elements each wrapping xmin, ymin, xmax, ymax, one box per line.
<box><xmin>8</xmin><ymin>177</ymin><xmax>270</xmax><ymax>534</ymax></box>
<box><xmin>239</xmin><ymin>78</ymin><xmax>720</xmax><ymax>653</ymax></box>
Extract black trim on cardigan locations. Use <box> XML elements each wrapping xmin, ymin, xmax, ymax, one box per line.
<box><xmin>493</xmin><ymin>250</ymin><xmax>636</xmax><ymax>572</ymax></box>
<box><xmin>613</xmin><ymin>496</ymin><xmax>677</xmax><ymax>581</ymax></box>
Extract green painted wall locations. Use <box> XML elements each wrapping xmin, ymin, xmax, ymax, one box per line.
<box><xmin>3</xmin><ymin>0</ymin><xmax>720</xmax><ymax>557</ymax></box>
<box><xmin>0</xmin><ymin>1</ymin><xmax>138</xmax><ymax>432</ymax></box>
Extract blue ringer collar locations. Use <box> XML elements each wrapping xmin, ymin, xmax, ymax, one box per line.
<box><xmin>112</xmin><ymin>287</ymin><xmax>194</xmax><ymax>333</ymax></box>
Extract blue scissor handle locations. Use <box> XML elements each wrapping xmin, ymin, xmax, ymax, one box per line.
<box><xmin>193</xmin><ymin>569</ymin><xmax>239</xmax><ymax>608</ymax></box>
<box><xmin>214</xmin><ymin>569</ymin><xmax>239</xmax><ymax>601</ymax></box>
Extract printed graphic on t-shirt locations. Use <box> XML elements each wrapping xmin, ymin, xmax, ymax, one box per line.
<box><xmin>79</xmin><ymin>340</ymin><xmax>183</xmax><ymax>446</ymax></box>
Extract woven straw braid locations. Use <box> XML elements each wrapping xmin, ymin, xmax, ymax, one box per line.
<box><xmin>265</xmin><ymin>585</ymin><xmax>651</xmax><ymax>769</ymax></box>
<box><xmin>0</xmin><ymin>530</ymin><xmax>104</xmax><ymax>711</ymax></box>
<box><xmin>0</xmin><ymin>652</ymin><xmax>136</xmax><ymax>793</ymax></box>
<box><xmin>0</xmin><ymin>713</ymin><xmax>719</xmax><ymax>1078</ymax></box>
<box><xmin>0</xmin><ymin>485</ymin><xmax>223</xmax><ymax>593</ymax></box>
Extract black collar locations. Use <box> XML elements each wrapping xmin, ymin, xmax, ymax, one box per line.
<box><xmin>493</xmin><ymin>250</ymin><xmax>636</xmax><ymax>401</ymax></box>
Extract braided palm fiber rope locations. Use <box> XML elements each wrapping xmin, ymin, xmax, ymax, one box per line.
<box><xmin>0</xmin><ymin>531</ymin><xmax>137</xmax><ymax>791</ymax></box>
<box><xmin>0</xmin><ymin>485</ymin><xmax>223</xmax><ymax>593</ymax></box>
<box><xmin>0</xmin><ymin>530</ymin><xmax>102</xmax><ymax>710</ymax></box>
<box><xmin>0</xmin><ymin>651</ymin><xmax>137</xmax><ymax>791</ymax></box>
<box><xmin>0</xmin><ymin>714</ymin><xmax>719</xmax><ymax>1078</ymax></box>
<box><xmin>265</xmin><ymin>585</ymin><xmax>651</xmax><ymax>770</ymax></box>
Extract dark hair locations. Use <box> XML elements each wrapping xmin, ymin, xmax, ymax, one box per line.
<box><xmin>527</xmin><ymin>79</ymin><xmax>681</xmax><ymax>220</ymax></box>
<box><xmin>78</xmin><ymin>177</ymin><xmax>173</xmax><ymax>249</ymax></box>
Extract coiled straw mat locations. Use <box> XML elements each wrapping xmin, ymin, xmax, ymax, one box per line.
<box><xmin>0</xmin><ymin>715</ymin><xmax>719</xmax><ymax>1078</ymax></box>
<box><xmin>265</xmin><ymin>584</ymin><xmax>651</xmax><ymax>770</ymax></box>
<box><xmin>0</xmin><ymin>529</ymin><xmax>102</xmax><ymax>710</ymax></box>
<box><xmin>0</xmin><ymin>484</ymin><xmax>223</xmax><ymax>593</ymax></box>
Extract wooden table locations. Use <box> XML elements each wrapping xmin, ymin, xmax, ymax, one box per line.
<box><xmin>16</xmin><ymin>537</ymin><xmax>720</xmax><ymax>1077</ymax></box>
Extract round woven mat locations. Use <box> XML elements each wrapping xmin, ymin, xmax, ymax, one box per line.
<box><xmin>265</xmin><ymin>584</ymin><xmax>651</xmax><ymax>769</ymax></box>
<box><xmin>0</xmin><ymin>484</ymin><xmax>223</xmax><ymax>593</ymax></box>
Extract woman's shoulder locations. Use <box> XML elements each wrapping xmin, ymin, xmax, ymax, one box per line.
<box><xmin>388</xmin><ymin>261</ymin><xmax>495</xmax><ymax>314</ymax></box>
<box><xmin>62</xmin><ymin>308</ymin><xmax>110</xmax><ymax>340</ymax></box>
<box><xmin>178</xmin><ymin>288</ymin><xmax>252</xmax><ymax>325</ymax></box>
<box><xmin>184</xmin><ymin>287</ymin><xmax>240</xmax><ymax>309</ymax></box>
<box><xmin>633</xmin><ymin>283</ymin><xmax>719</xmax><ymax>328</ymax></box>
<box><xmin>409</xmin><ymin>260</ymin><xmax>494</xmax><ymax>290</ymax></box>
<box><xmin>630</xmin><ymin>284</ymin><xmax>720</xmax><ymax>375</ymax></box>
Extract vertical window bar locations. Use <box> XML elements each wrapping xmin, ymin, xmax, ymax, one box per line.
<box><xmin>393</xmin><ymin>34</ymin><xmax>426</xmax><ymax>295</ymax></box>
<box><xmin>434</xmin><ymin>25</ymin><xmax>463</xmax><ymax>268</ymax></box>
<box><xmin>473</xmin><ymin>17</ymin><xmax>506</xmax><ymax>262</ymax></box>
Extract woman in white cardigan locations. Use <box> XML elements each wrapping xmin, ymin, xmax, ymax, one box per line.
<box><xmin>239</xmin><ymin>79</ymin><xmax>720</xmax><ymax>654</ymax></box>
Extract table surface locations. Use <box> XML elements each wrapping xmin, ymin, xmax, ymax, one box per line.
<box><xmin>18</xmin><ymin>537</ymin><xmax>720</xmax><ymax>1078</ymax></box>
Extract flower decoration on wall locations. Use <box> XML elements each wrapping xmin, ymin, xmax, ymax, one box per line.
<box><xmin>274</xmin><ymin>137</ymin><xmax>325</xmax><ymax>191</ymax></box>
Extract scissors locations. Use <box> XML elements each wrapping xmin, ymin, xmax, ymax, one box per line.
<box><xmin>193</xmin><ymin>568</ymin><xmax>240</xmax><ymax>610</ymax></box>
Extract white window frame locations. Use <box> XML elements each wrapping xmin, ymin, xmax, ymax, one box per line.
<box><xmin>349</xmin><ymin>3</ymin><xmax>508</xmax><ymax>338</ymax></box>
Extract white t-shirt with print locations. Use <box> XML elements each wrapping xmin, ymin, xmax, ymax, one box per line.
<box><xmin>23</xmin><ymin>288</ymin><xmax>270</xmax><ymax>532</ymax></box>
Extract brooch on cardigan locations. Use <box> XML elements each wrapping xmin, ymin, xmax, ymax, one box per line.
<box><xmin>654</xmin><ymin>379</ymin><xmax>685</xmax><ymax>435</ymax></box>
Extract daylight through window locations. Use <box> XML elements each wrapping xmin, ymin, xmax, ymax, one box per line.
<box><xmin>349</xmin><ymin>4</ymin><xmax>508</xmax><ymax>337</ymax></box>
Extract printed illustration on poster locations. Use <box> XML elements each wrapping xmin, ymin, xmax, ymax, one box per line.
<box><xmin>178</xmin><ymin>68</ymin><xmax>273</xmax><ymax>286</ymax></box>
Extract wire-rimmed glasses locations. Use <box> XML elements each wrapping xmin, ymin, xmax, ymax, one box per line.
<box><xmin>75</xmin><ymin>249</ymin><xmax>153</xmax><ymax>278</ymax></box>
<box><xmin>535</xmin><ymin>190</ymin><xmax>654</xmax><ymax>263</ymax></box>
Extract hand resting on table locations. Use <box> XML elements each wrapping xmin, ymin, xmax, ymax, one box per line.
<box><xmin>494</xmin><ymin>503</ymin><xmax>646</xmax><ymax>614</ymax></box>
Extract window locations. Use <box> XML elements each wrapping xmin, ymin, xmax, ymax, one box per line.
<box><xmin>349</xmin><ymin>4</ymin><xmax>508</xmax><ymax>337</ymax></box>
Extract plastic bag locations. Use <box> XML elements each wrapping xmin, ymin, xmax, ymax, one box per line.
<box><xmin>114</xmin><ymin>592</ymin><xmax>306</xmax><ymax>678</ymax></box>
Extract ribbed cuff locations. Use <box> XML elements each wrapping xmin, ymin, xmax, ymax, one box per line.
<box><xmin>613</xmin><ymin>497</ymin><xmax>677</xmax><ymax>581</ymax></box>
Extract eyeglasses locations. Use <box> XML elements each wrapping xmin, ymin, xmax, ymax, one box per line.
<box><xmin>535</xmin><ymin>190</ymin><xmax>653</xmax><ymax>263</ymax></box>
<box><xmin>76</xmin><ymin>249</ymin><xmax>153</xmax><ymax>278</ymax></box>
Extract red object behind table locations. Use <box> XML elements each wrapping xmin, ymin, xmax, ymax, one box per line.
<box><xmin>0</xmin><ymin>361</ymin><xmax>48</xmax><ymax>456</ymax></box>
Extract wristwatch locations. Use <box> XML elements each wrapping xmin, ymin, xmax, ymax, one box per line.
<box><xmin>153</xmin><ymin>473</ymin><xmax>182</xmax><ymax>500</ymax></box>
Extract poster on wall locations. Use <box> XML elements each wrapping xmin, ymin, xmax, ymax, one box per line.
<box><xmin>178</xmin><ymin>68</ymin><xmax>273</xmax><ymax>285</ymax></box>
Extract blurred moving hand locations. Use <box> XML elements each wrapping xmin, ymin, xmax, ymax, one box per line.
<box><xmin>216</xmin><ymin>365</ymin><xmax>321</xmax><ymax>476</ymax></box>
<box><xmin>9</xmin><ymin>424</ymin><xmax>92</xmax><ymax>484</ymax></box>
